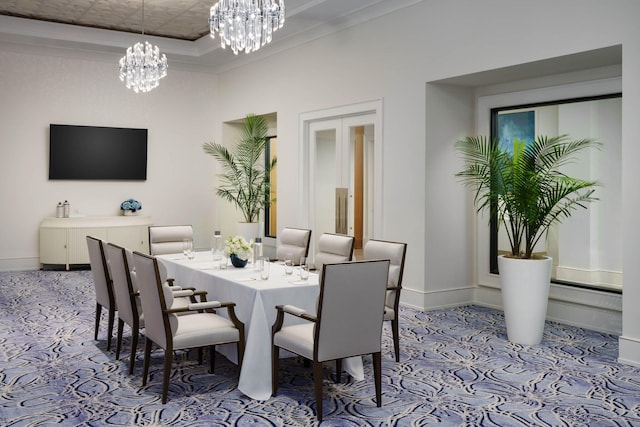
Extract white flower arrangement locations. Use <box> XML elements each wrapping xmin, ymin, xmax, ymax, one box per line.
<box><xmin>223</xmin><ymin>235</ymin><xmax>253</xmax><ymax>260</ymax></box>
<box><xmin>120</xmin><ymin>198</ymin><xmax>142</xmax><ymax>212</ymax></box>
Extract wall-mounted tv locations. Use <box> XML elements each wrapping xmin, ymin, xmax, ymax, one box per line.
<box><xmin>49</xmin><ymin>124</ymin><xmax>147</xmax><ymax>180</ymax></box>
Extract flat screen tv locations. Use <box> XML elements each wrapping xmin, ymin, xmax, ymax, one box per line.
<box><xmin>49</xmin><ymin>124</ymin><xmax>147</xmax><ymax>180</ymax></box>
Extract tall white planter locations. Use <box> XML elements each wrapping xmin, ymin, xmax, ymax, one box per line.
<box><xmin>498</xmin><ymin>255</ymin><xmax>553</xmax><ymax>346</ymax></box>
<box><xmin>236</xmin><ymin>222</ymin><xmax>261</xmax><ymax>243</ymax></box>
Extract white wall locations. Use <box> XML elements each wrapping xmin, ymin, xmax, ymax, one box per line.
<box><xmin>0</xmin><ymin>50</ymin><xmax>219</xmax><ymax>269</ymax></box>
<box><xmin>2</xmin><ymin>0</ymin><xmax>640</xmax><ymax>365</ymax></box>
<box><xmin>211</xmin><ymin>0</ymin><xmax>640</xmax><ymax>363</ymax></box>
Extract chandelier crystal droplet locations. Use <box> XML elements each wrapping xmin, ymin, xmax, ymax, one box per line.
<box><xmin>209</xmin><ymin>0</ymin><xmax>285</xmax><ymax>55</ymax></box>
<box><xmin>118</xmin><ymin>0</ymin><xmax>168</xmax><ymax>93</ymax></box>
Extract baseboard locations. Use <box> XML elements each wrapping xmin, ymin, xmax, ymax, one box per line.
<box><xmin>619</xmin><ymin>336</ymin><xmax>640</xmax><ymax>367</ymax></box>
<box><xmin>0</xmin><ymin>257</ymin><xmax>41</xmax><ymax>272</ymax></box>
<box><xmin>401</xmin><ymin>285</ymin><xmax>474</xmax><ymax>311</ymax></box>
<box><xmin>474</xmin><ymin>283</ymin><xmax>622</xmax><ymax>335</ymax></box>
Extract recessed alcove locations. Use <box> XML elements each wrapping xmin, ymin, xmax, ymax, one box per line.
<box><xmin>423</xmin><ymin>45</ymin><xmax>623</xmax><ymax>334</ymax></box>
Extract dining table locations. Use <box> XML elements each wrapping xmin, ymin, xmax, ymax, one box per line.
<box><xmin>157</xmin><ymin>251</ymin><xmax>364</xmax><ymax>401</ymax></box>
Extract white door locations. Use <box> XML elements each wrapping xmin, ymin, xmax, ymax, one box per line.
<box><xmin>308</xmin><ymin>113</ymin><xmax>376</xmax><ymax>260</ymax></box>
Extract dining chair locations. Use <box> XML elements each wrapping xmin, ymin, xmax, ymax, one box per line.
<box><xmin>271</xmin><ymin>259</ymin><xmax>390</xmax><ymax>421</ymax></box>
<box><xmin>148</xmin><ymin>225</ymin><xmax>193</xmax><ymax>255</ymax></box>
<box><xmin>105</xmin><ymin>243</ymin><xmax>143</xmax><ymax>374</ymax></box>
<box><xmin>363</xmin><ymin>239</ymin><xmax>408</xmax><ymax>362</ymax></box>
<box><xmin>86</xmin><ymin>236</ymin><xmax>116</xmax><ymax>351</ymax></box>
<box><xmin>313</xmin><ymin>233</ymin><xmax>355</xmax><ymax>272</ymax></box>
<box><xmin>132</xmin><ymin>251</ymin><xmax>246</xmax><ymax>403</ymax></box>
<box><xmin>107</xmin><ymin>243</ymin><xmax>212</xmax><ymax>374</ymax></box>
<box><xmin>276</xmin><ymin>227</ymin><xmax>312</xmax><ymax>265</ymax></box>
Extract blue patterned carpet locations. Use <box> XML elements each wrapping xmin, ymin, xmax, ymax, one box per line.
<box><xmin>1</xmin><ymin>270</ymin><xmax>640</xmax><ymax>426</ymax></box>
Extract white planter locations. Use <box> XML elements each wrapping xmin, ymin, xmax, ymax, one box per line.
<box><xmin>498</xmin><ymin>255</ymin><xmax>553</xmax><ymax>346</ymax></box>
<box><xmin>236</xmin><ymin>222</ymin><xmax>261</xmax><ymax>242</ymax></box>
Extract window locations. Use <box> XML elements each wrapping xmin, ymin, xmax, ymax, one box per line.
<box><xmin>489</xmin><ymin>93</ymin><xmax>622</xmax><ymax>292</ymax></box>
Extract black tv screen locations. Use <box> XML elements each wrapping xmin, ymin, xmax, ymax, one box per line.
<box><xmin>49</xmin><ymin>124</ymin><xmax>147</xmax><ymax>180</ymax></box>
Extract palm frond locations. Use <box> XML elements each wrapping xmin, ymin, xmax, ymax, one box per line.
<box><xmin>203</xmin><ymin>114</ymin><xmax>276</xmax><ymax>223</ymax></box>
<box><xmin>455</xmin><ymin>134</ymin><xmax>600</xmax><ymax>259</ymax></box>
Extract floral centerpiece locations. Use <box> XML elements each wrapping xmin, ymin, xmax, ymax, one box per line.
<box><xmin>224</xmin><ymin>235</ymin><xmax>253</xmax><ymax>267</ymax></box>
<box><xmin>120</xmin><ymin>198</ymin><xmax>142</xmax><ymax>215</ymax></box>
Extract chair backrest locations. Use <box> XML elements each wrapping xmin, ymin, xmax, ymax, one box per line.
<box><xmin>363</xmin><ymin>239</ymin><xmax>407</xmax><ymax>310</ymax></box>
<box><xmin>86</xmin><ymin>236</ymin><xmax>115</xmax><ymax>309</ymax></box>
<box><xmin>363</xmin><ymin>239</ymin><xmax>407</xmax><ymax>286</ymax></box>
<box><xmin>132</xmin><ymin>252</ymin><xmax>173</xmax><ymax>349</ymax></box>
<box><xmin>276</xmin><ymin>227</ymin><xmax>312</xmax><ymax>265</ymax></box>
<box><xmin>148</xmin><ymin>225</ymin><xmax>193</xmax><ymax>255</ymax></box>
<box><xmin>314</xmin><ymin>260</ymin><xmax>390</xmax><ymax>362</ymax></box>
<box><xmin>314</xmin><ymin>233</ymin><xmax>355</xmax><ymax>271</ymax></box>
<box><xmin>106</xmin><ymin>243</ymin><xmax>140</xmax><ymax>327</ymax></box>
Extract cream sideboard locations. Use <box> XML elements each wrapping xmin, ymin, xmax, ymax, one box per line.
<box><xmin>39</xmin><ymin>216</ymin><xmax>152</xmax><ymax>270</ymax></box>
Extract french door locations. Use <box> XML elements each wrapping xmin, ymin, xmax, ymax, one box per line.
<box><xmin>308</xmin><ymin>114</ymin><xmax>376</xmax><ymax>256</ymax></box>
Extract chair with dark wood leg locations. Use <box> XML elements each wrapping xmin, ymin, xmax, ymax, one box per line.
<box><xmin>363</xmin><ymin>239</ymin><xmax>407</xmax><ymax>362</ymax></box>
<box><xmin>272</xmin><ymin>259</ymin><xmax>390</xmax><ymax>421</ymax></box>
<box><xmin>86</xmin><ymin>236</ymin><xmax>116</xmax><ymax>351</ymax></box>
<box><xmin>132</xmin><ymin>251</ymin><xmax>245</xmax><ymax>403</ymax></box>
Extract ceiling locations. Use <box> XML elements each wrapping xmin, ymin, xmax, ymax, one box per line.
<box><xmin>0</xmin><ymin>0</ymin><xmax>421</xmax><ymax>73</ymax></box>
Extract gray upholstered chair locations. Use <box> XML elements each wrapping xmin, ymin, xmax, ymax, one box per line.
<box><xmin>363</xmin><ymin>239</ymin><xmax>407</xmax><ymax>362</ymax></box>
<box><xmin>105</xmin><ymin>243</ymin><xmax>143</xmax><ymax>374</ymax></box>
<box><xmin>107</xmin><ymin>243</ymin><xmax>211</xmax><ymax>374</ymax></box>
<box><xmin>148</xmin><ymin>225</ymin><xmax>193</xmax><ymax>255</ymax></box>
<box><xmin>276</xmin><ymin>227</ymin><xmax>312</xmax><ymax>265</ymax></box>
<box><xmin>132</xmin><ymin>251</ymin><xmax>245</xmax><ymax>403</ymax></box>
<box><xmin>86</xmin><ymin>236</ymin><xmax>116</xmax><ymax>351</ymax></box>
<box><xmin>313</xmin><ymin>233</ymin><xmax>355</xmax><ymax>272</ymax></box>
<box><xmin>271</xmin><ymin>259</ymin><xmax>390</xmax><ymax>421</ymax></box>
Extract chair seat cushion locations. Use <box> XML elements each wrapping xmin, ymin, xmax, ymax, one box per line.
<box><xmin>172</xmin><ymin>312</ymin><xmax>240</xmax><ymax>350</ymax></box>
<box><xmin>274</xmin><ymin>323</ymin><xmax>314</xmax><ymax>359</ymax></box>
<box><xmin>383</xmin><ymin>306</ymin><xmax>395</xmax><ymax>321</ymax></box>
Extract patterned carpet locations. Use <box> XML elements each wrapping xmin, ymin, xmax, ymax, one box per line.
<box><xmin>1</xmin><ymin>270</ymin><xmax>640</xmax><ymax>426</ymax></box>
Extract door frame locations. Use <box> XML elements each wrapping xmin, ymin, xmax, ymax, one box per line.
<box><xmin>299</xmin><ymin>99</ymin><xmax>384</xmax><ymax>255</ymax></box>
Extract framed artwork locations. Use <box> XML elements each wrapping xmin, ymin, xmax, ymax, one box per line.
<box><xmin>496</xmin><ymin>110</ymin><xmax>535</xmax><ymax>152</ymax></box>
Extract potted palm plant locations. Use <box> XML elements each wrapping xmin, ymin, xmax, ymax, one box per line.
<box><xmin>455</xmin><ymin>134</ymin><xmax>600</xmax><ymax>345</ymax></box>
<box><xmin>203</xmin><ymin>114</ymin><xmax>277</xmax><ymax>240</ymax></box>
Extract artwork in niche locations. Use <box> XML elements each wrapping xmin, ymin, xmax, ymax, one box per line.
<box><xmin>497</xmin><ymin>111</ymin><xmax>535</xmax><ymax>151</ymax></box>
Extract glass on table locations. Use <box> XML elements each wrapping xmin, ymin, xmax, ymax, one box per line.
<box><xmin>183</xmin><ymin>238</ymin><xmax>194</xmax><ymax>259</ymax></box>
<box><xmin>284</xmin><ymin>258</ymin><xmax>293</xmax><ymax>275</ymax></box>
<box><xmin>299</xmin><ymin>257</ymin><xmax>309</xmax><ymax>281</ymax></box>
<box><xmin>260</xmin><ymin>257</ymin><xmax>270</xmax><ymax>280</ymax></box>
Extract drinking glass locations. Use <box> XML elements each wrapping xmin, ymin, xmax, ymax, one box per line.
<box><xmin>183</xmin><ymin>238</ymin><xmax>194</xmax><ymax>259</ymax></box>
<box><xmin>219</xmin><ymin>256</ymin><xmax>228</xmax><ymax>270</ymax></box>
<box><xmin>299</xmin><ymin>257</ymin><xmax>309</xmax><ymax>281</ymax></box>
<box><xmin>260</xmin><ymin>257</ymin><xmax>270</xmax><ymax>280</ymax></box>
<box><xmin>284</xmin><ymin>258</ymin><xmax>293</xmax><ymax>275</ymax></box>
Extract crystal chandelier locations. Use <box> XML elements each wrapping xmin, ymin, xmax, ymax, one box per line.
<box><xmin>118</xmin><ymin>0</ymin><xmax>168</xmax><ymax>93</ymax></box>
<box><xmin>209</xmin><ymin>0</ymin><xmax>286</xmax><ymax>55</ymax></box>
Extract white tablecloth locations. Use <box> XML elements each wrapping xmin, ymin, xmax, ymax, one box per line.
<box><xmin>157</xmin><ymin>251</ymin><xmax>364</xmax><ymax>400</ymax></box>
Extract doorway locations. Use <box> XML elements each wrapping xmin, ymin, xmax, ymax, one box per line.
<box><xmin>299</xmin><ymin>100</ymin><xmax>383</xmax><ymax>261</ymax></box>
